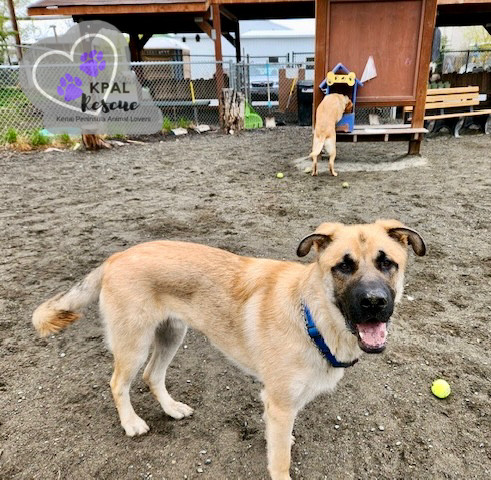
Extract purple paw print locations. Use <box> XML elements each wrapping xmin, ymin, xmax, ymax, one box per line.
<box><xmin>79</xmin><ymin>50</ymin><xmax>106</xmax><ymax>78</ymax></box>
<box><xmin>57</xmin><ymin>74</ymin><xmax>83</xmax><ymax>102</ymax></box>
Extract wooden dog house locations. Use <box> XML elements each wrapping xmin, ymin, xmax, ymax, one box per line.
<box><xmin>319</xmin><ymin>62</ymin><xmax>363</xmax><ymax>132</ymax></box>
<box><xmin>314</xmin><ymin>0</ymin><xmax>438</xmax><ymax>154</ymax></box>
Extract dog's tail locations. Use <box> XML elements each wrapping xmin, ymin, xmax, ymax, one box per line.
<box><xmin>32</xmin><ymin>265</ymin><xmax>104</xmax><ymax>337</ymax></box>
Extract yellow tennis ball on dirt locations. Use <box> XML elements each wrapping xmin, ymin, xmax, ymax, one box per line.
<box><xmin>276</xmin><ymin>172</ymin><xmax>284</xmax><ymax>179</ymax></box>
<box><xmin>342</xmin><ymin>181</ymin><xmax>350</xmax><ymax>188</ymax></box>
<box><xmin>431</xmin><ymin>379</ymin><xmax>451</xmax><ymax>399</ymax></box>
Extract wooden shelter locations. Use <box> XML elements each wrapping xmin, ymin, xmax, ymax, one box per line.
<box><xmin>28</xmin><ymin>0</ymin><xmax>489</xmax><ymax>153</ymax></box>
<box><xmin>27</xmin><ymin>0</ymin><xmax>314</xmax><ymax>125</ymax></box>
<box><xmin>313</xmin><ymin>0</ymin><xmax>438</xmax><ymax>154</ymax></box>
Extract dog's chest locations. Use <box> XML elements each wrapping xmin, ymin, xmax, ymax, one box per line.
<box><xmin>294</xmin><ymin>362</ymin><xmax>346</xmax><ymax>409</ymax></box>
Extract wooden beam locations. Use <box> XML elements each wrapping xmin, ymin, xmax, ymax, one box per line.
<box><xmin>313</xmin><ymin>0</ymin><xmax>329</xmax><ymax>126</ymax></box>
<box><xmin>409</xmin><ymin>0</ymin><xmax>438</xmax><ymax>155</ymax></box>
<box><xmin>195</xmin><ymin>18</ymin><xmax>212</xmax><ymax>37</ymax></box>
<box><xmin>212</xmin><ymin>5</ymin><xmax>224</xmax><ymax>126</ymax></box>
<box><xmin>7</xmin><ymin>0</ymin><xmax>22</xmax><ymax>60</ymax></box>
<box><xmin>218</xmin><ymin>0</ymin><xmax>311</xmax><ymax>4</ymax></box>
<box><xmin>223</xmin><ymin>32</ymin><xmax>236</xmax><ymax>47</ymax></box>
<box><xmin>220</xmin><ymin>6</ymin><xmax>238</xmax><ymax>23</ymax></box>
<box><xmin>234</xmin><ymin>21</ymin><xmax>241</xmax><ymax>62</ymax></box>
<box><xmin>28</xmin><ymin>2</ymin><xmax>210</xmax><ymax>16</ymax></box>
<box><xmin>129</xmin><ymin>33</ymin><xmax>141</xmax><ymax>61</ymax></box>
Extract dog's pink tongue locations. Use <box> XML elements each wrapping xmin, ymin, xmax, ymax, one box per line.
<box><xmin>357</xmin><ymin>322</ymin><xmax>387</xmax><ymax>347</ymax></box>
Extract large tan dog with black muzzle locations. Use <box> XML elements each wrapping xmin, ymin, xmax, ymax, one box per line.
<box><xmin>33</xmin><ymin>219</ymin><xmax>426</xmax><ymax>480</ymax></box>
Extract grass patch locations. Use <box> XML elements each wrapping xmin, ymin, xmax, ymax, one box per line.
<box><xmin>30</xmin><ymin>129</ymin><xmax>52</xmax><ymax>147</ymax></box>
<box><xmin>178</xmin><ymin>117</ymin><xmax>192</xmax><ymax>129</ymax></box>
<box><xmin>162</xmin><ymin>117</ymin><xmax>174</xmax><ymax>132</ymax></box>
<box><xmin>57</xmin><ymin>133</ymin><xmax>74</xmax><ymax>146</ymax></box>
<box><xmin>162</xmin><ymin>117</ymin><xmax>192</xmax><ymax>132</ymax></box>
<box><xmin>4</xmin><ymin>128</ymin><xmax>18</xmax><ymax>144</ymax></box>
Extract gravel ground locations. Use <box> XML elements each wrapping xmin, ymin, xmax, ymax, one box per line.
<box><xmin>0</xmin><ymin>127</ymin><xmax>490</xmax><ymax>480</ymax></box>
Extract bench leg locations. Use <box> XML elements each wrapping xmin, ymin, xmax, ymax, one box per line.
<box><xmin>426</xmin><ymin>118</ymin><xmax>448</xmax><ymax>137</ymax></box>
<box><xmin>453</xmin><ymin>118</ymin><xmax>464</xmax><ymax>138</ymax></box>
<box><xmin>475</xmin><ymin>114</ymin><xmax>490</xmax><ymax>134</ymax></box>
<box><xmin>425</xmin><ymin>119</ymin><xmax>436</xmax><ymax>134</ymax></box>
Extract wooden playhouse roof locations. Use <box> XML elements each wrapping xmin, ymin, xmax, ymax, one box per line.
<box><xmin>28</xmin><ymin>0</ymin><xmax>315</xmax><ymax>34</ymax></box>
<box><xmin>28</xmin><ymin>0</ymin><xmax>314</xmax><ymax>19</ymax></box>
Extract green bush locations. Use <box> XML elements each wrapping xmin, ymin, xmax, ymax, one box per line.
<box><xmin>30</xmin><ymin>129</ymin><xmax>51</xmax><ymax>147</ymax></box>
<box><xmin>4</xmin><ymin>128</ymin><xmax>18</xmax><ymax>144</ymax></box>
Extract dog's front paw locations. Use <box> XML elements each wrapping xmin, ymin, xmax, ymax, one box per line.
<box><xmin>163</xmin><ymin>400</ymin><xmax>194</xmax><ymax>420</ymax></box>
<box><xmin>269</xmin><ymin>470</ymin><xmax>292</xmax><ymax>480</ymax></box>
<box><xmin>122</xmin><ymin>415</ymin><xmax>150</xmax><ymax>437</ymax></box>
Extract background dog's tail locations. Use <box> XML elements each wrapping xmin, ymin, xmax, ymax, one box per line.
<box><xmin>32</xmin><ymin>265</ymin><xmax>104</xmax><ymax>337</ymax></box>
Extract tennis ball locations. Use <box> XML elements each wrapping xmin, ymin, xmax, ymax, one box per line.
<box><xmin>342</xmin><ymin>181</ymin><xmax>350</xmax><ymax>188</ymax></box>
<box><xmin>276</xmin><ymin>172</ymin><xmax>284</xmax><ymax>179</ymax></box>
<box><xmin>431</xmin><ymin>379</ymin><xmax>451</xmax><ymax>399</ymax></box>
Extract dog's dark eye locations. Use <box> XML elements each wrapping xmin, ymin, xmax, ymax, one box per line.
<box><xmin>376</xmin><ymin>251</ymin><xmax>398</xmax><ymax>272</ymax></box>
<box><xmin>333</xmin><ymin>255</ymin><xmax>357</xmax><ymax>275</ymax></box>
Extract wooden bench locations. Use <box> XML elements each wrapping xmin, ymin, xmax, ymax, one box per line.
<box><xmin>403</xmin><ymin>86</ymin><xmax>491</xmax><ymax>137</ymax></box>
<box><xmin>337</xmin><ymin>124</ymin><xmax>427</xmax><ymax>143</ymax></box>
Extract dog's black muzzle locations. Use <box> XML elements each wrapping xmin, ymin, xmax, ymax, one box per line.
<box><xmin>339</xmin><ymin>280</ymin><xmax>395</xmax><ymax>353</ymax></box>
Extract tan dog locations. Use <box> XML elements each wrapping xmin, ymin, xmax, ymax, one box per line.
<box><xmin>33</xmin><ymin>220</ymin><xmax>425</xmax><ymax>480</ymax></box>
<box><xmin>310</xmin><ymin>93</ymin><xmax>353</xmax><ymax>177</ymax></box>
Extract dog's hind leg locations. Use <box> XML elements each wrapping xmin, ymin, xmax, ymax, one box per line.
<box><xmin>310</xmin><ymin>134</ymin><xmax>324</xmax><ymax>176</ymax></box>
<box><xmin>143</xmin><ymin>318</ymin><xmax>193</xmax><ymax>420</ymax></box>
<box><xmin>325</xmin><ymin>137</ymin><xmax>338</xmax><ymax>177</ymax></box>
<box><xmin>109</xmin><ymin>328</ymin><xmax>154</xmax><ymax>436</ymax></box>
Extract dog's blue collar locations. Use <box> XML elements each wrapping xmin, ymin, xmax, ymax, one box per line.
<box><xmin>302</xmin><ymin>302</ymin><xmax>358</xmax><ymax>368</ymax></box>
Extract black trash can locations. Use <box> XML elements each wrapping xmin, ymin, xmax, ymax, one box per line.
<box><xmin>297</xmin><ymin>80</ymin><xmax>314</xmax><ymax>126</ymax></box>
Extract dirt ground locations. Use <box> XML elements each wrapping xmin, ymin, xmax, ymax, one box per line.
<box><xmin>1</xmin><ymin>128</ymin><xmax>490</xmax><ymax>480</ymax></box>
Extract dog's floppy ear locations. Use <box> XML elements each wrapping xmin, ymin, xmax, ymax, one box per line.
<box><xmin>377</xmin><ymin>219</ymin><xmax>426</xmax><ymax>256</ymax></box>
<box><xmin>344</xmin><ymin>96</ymin><xmax>353</xmax><ymax>113</ymax></box>
<box><xmin>296</xmin><ymin>222</ymin><xmax>341</xmax><ymax>257</ymax></box>
<box><xmin>296</xmin><ymin>234</ymin><xmax>331</xmax><ymax>257</ymax></box>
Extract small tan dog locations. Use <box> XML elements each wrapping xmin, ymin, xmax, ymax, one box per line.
<box><xmin>33</xmin><ymin>220</ymin><xmax>425</xmax><ymax>480</ymax></box>
<box><xmin>310</xmin><ymin>93</ymin><xmax>353</xmax><ymax>177</ymax></box>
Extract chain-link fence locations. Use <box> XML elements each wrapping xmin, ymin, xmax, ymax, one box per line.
<box><xmin>0</xmin><ymin>66</ymin><xmax>44</xmax><ymax>136</ymax></box>
<box><xmin>1</xmin><ymin>59</ymin><xmax>399</xmax><ymax>139</ymax></box>
<box><xmin>442</xmin><ymin>49</ymin><xmax>491</xmax><ymax>74</ymax></box>
<box><xmin>134</xmin><ymin>60</ymin><xmax>232</xmax><ymax>128</ymax></box>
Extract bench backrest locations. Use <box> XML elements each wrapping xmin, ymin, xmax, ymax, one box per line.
<box><xmin>404</xmin><ymin>86</ymin><xmax>479</xmax><ymax>113</ymax></box>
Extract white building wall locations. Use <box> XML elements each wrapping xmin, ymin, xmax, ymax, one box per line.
<box><xmin>170</xmin><ymin>30</ymin><xmax>315</xmax><ymax>79</ymax></box>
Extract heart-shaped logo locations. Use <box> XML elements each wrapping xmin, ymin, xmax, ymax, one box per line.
<box><xmin>32</xmin><ymin>33</ymin><xmax>118</xmax><ymax>117</ymax></box>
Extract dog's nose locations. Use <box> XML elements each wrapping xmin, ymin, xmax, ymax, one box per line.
<box><xmin>360</xmin><ymin>291</ymin><xmax>388</xmax><ymax>310</ymax></box>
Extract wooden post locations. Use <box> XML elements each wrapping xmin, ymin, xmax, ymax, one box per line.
<box><xmin>7</xmin><ymin>0</ymin><xmax>22</xmax><ymax>61</ymax></box>
<box><xmin>313</xmin><ymin>0</ymin><xmax>329</xmax><ymax>127</ymax></box>
<box><xmin>212</xmin><ymin>5</ymin><xmax>224</xmax><ymax>126</ymax></box>
<box><xmin>129</xmin><ymin>33</ymin><xmax>141</xmax><ymax>61</ymax></box>
<box><xmin>409</xmin><ymin>0</ymin><xmax>438</xmax><ymax>155</ymax></box>
<box><xmin>234</xmin><ymin>22</ymin><xmax>241</xmax><ymax>62</ymax></box>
